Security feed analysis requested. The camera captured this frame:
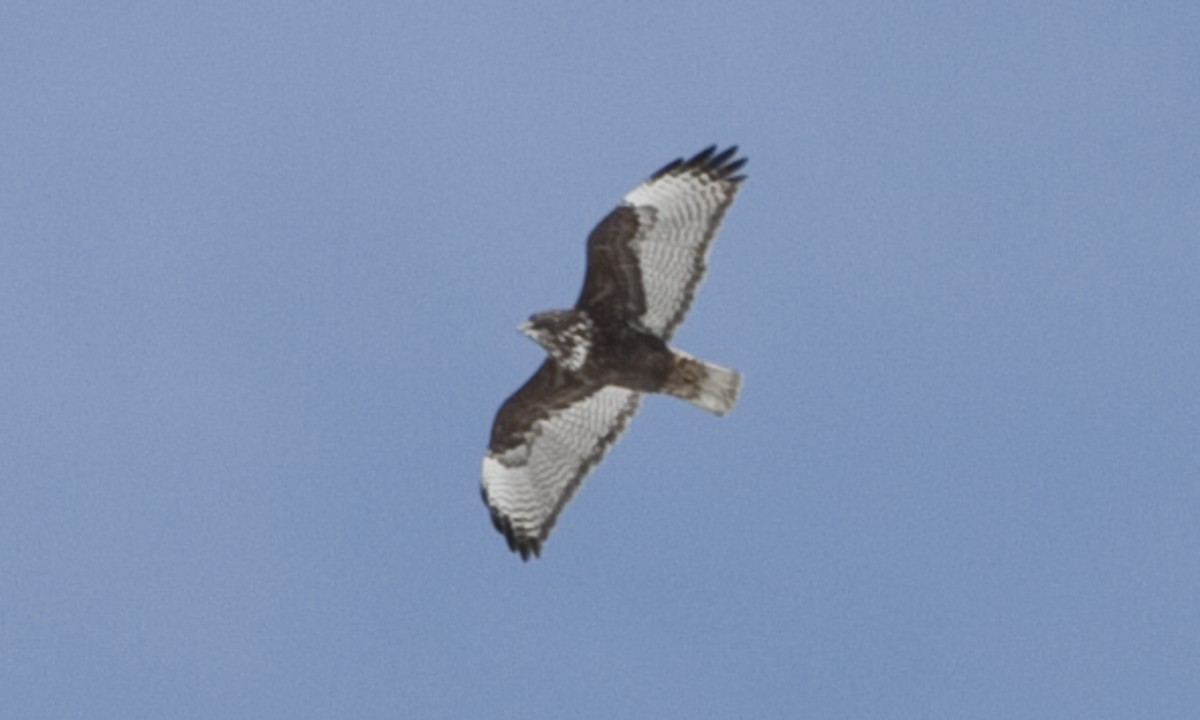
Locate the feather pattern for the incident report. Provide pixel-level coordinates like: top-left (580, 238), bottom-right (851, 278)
top-left (482, 146), bottom-right (746, 559)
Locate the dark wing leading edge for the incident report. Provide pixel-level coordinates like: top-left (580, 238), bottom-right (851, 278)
top-left (482, 361), bottom-right (642, 560)
top-left (576, 145), bottom-right (747, 339)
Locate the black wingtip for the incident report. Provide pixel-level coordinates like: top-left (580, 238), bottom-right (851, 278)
top-left (651, 144), bottom-right (748, 182)
top-left (650, 157), bottom-right (683, 179)
top-left (710, 145), bottom-right (737, 167)
top-left (498, 514), bottom-right (543, 561)
top-left (482, 485), bottom-right (543, 561)
top-left (516, 538), bottom-right (542, 562)
top-left (686, 145), bottom-right (718, 167)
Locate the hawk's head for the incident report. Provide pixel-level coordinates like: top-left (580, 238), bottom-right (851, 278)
top-left (519, 310), bottom-right (594, 372)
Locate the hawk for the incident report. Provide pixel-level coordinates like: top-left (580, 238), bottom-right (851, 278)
top-left (482, 145), bottom-right (747, 560)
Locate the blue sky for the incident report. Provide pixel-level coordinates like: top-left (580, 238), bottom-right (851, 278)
top-left (2, 2), bottom-right (1198, 717)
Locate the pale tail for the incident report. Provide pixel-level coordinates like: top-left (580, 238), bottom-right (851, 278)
top-left (665, 350), bottom-right (742, 416)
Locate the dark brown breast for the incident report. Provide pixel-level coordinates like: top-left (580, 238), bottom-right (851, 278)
top-left (584, 320), bottom-right (672, 392)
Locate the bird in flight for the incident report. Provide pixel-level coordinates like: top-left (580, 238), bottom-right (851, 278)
top-left (482, 146), bottom-right (747, 560)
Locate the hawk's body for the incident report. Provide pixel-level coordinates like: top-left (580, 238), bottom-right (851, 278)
top-left (482, 146), bottom-right (747, 559)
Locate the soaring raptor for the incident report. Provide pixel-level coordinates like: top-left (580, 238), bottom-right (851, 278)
top-left (482, 146), bottom-right (747, 560)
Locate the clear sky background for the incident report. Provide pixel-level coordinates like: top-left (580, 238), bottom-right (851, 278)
top-left (2, 2), bottom-right (1198, 718)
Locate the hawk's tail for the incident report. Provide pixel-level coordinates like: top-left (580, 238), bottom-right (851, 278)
top-left (665, 350), bottom-right (742, 416)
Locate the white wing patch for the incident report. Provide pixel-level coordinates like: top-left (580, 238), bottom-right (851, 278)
top-left (621, 164), bottom-right (741, 338)
top-left (482, 386), bottom-right (642, 559)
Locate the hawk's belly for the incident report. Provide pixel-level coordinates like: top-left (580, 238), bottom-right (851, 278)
top-left (585, 326), bottom-right (672, 392)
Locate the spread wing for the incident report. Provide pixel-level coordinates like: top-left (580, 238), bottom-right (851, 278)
top-left (577, 145), bottom-right (747, 339)
top-left (482, 361), bottom-right (642, 560)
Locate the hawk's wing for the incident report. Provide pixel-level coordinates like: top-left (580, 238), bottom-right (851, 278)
top-left (482, 361), bottom-right (642, 560)
top-left (577, 146), bottom-right (746, 339)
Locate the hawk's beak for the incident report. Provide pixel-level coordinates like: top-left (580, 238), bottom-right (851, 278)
top-left (517, 320), bottom-right (533, 335)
